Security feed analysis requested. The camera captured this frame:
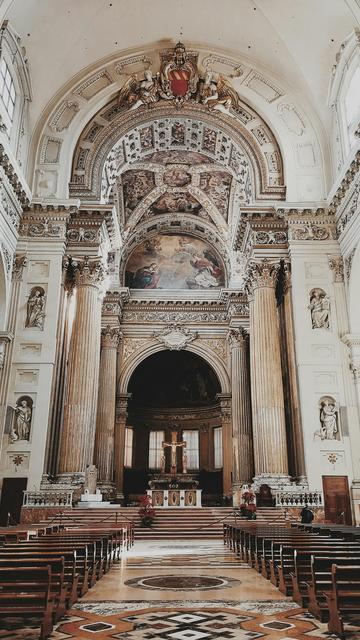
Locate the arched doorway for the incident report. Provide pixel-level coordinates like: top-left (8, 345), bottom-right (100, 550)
top-left (123, 350), bottom-right (226, 505)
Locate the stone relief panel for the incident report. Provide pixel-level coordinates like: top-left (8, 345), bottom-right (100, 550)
top-left (314, 396), bottom-right (340, 442)
top-left (309, 288), bottom-right (330, 330)
top-left (124, 234), bottom-right (225, 290)
top-left (25, 286), bottom-right (46, 330)
top-left (6, 452), bottom-right (30, 472)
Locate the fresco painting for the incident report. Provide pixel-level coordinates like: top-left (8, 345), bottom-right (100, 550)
top-left (125, 234), bottom-right (225, 290)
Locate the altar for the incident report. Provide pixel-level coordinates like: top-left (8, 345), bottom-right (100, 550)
top-left (147, 430), bottom-right (202, 507)
top-left (147, 474), bottom-right (202, 508)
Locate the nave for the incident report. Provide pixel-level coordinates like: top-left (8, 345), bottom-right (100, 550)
top-left (1, 524), bottom-right (360, 640)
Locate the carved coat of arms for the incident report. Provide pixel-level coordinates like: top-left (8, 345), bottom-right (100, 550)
top-left (118, 42), bottom-right (240, 114)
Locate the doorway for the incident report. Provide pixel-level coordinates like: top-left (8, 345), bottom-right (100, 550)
top-left (0, 477), bottom-right (28, 525)
top-left (322, 475), bottom-right (352, 525)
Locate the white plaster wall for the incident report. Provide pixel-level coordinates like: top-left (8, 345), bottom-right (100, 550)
top-left (290, 239), bottom-right (358, 494)
top-left (0, 244), bottom-right (64, 488)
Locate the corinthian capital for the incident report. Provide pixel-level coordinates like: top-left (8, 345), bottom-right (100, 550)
top-left (328, 256), bottom-right (344, 283)
top-left (12, 254), bottom-right (27, 281)
top-left (246, 258), bottom-right (280, 290)
top-left (73, 256), bottom-right (106, 287)
top-left (101, 325), bottom-right (122, 349)
top-left (227, 327), bottom-right (248, 348)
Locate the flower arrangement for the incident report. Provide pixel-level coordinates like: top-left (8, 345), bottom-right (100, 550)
top-left (240, 490), bottom-right (257, 519)
top-left (138, 494), bottom-right (156, 527)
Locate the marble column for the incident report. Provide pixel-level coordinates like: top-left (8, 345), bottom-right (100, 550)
top-left (282, 263), bottom-right (306, 481)
top-left (114, 392), bottom-right (131, 503)
top-left (0, 255), bottom-right (27, 441)
top-left (58, 257), bottom-right (105, 479)
top-left (217, 393), bottom-right (232, 498)
top-left (247, 258), bottom-right (289, 486)
top-left (227, 328), bottom-right (254, 504)
top-left (94, 326), bottom-right (122, 495)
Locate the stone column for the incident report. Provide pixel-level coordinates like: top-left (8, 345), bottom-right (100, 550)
top-left (94, 326), bottom-right (122, 496)
top-left (114, 392), bottom-right (131, 503)
top-left (58, 257), bottom-right (105, 479)
top-left (217, 393), bottom-right (232, 498)
top-left (247, 259), bottom-right (289, 487)
top-left (227, 328), bottom-right (254, 505)
top-left (282, 262), bottom-right (306, 481)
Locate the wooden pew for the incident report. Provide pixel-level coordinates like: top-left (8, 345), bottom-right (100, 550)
top-left (325, 564), bottom-right (360, 634)
top-left (0, 565), bottom-right (54, 639)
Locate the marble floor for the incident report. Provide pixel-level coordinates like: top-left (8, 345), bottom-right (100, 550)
top-left (1, 540), bottom-right (359, 639)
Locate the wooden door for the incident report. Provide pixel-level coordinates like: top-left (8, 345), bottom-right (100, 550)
top-left (322, 475), bottom-right (352, 525)
top-left (0, 477), bottom-right (27, 526)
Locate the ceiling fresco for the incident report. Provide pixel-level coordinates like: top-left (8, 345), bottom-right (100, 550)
top-left (121, 170), bottom-right (155, 221)
top-left (124, 233), bottom-right (225, 290)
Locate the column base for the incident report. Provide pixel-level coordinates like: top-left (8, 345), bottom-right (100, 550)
top-left (41, 472), bottom-right (86, 503)
top-left (251, 473), bottom-right (292, 493)
top-left (97, 482), bottom-right (115, 502)
top-left (114, 491), bottom-right (124, 505)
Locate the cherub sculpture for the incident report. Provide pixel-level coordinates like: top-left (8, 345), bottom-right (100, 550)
top-left (199, 71), bottom-right (239, 113)
top-left (117, 70), bottom-right (160, 110)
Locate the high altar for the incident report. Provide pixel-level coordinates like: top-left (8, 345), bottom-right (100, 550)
top-left (146, 431), bottom-right (202, 508)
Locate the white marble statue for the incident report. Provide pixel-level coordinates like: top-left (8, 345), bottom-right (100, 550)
top-left (25, 287), bottom-right (46, 330)
top-left (309, 289), bottom-right (330, 329)
top-left (320, 400), bottom-right (338, 440)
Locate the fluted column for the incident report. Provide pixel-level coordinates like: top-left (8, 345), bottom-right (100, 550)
top-left (0, 255), bottom-right (27, 444)
top-left (114, 392), bottom-right (131, 503)
top-left (282, 263), bottom-right (306, 480)
top-left (216, 393), bottom-right (232, 498)
top-left (94, 326), bottom-right (122, 493)
top-left (227, 328), bottom-right (254, 504)
top-left (247, 259), bottom-right (289, 485)
top-left (58, 257), bottom-right (105, 477)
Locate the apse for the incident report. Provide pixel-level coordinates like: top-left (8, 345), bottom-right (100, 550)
top-left (128, 350), bottom-right (221, 408)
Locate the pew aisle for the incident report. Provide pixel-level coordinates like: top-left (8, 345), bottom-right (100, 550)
top-left (0, 526), bottom-right (359, 639)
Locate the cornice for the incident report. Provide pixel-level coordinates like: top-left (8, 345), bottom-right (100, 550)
top-left (0, 143), bottom-right (31, 206)
top-left (329, 150), bottom-right (360, 213)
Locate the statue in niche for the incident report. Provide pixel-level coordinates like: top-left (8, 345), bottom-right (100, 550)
top-left (9, 396), bottom-right (33, 442)
top-left (84, 464), bottom-right (98, 494)
top-left (25, 286), bottom-right (46, 330)
top-left (314, 397), bottom-right (340, 441)
top-left (309, 288), bottom-right (330, 329)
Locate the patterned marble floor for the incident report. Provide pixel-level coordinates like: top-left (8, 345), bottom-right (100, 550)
top-left (1, 540), bottom-right (359, 639)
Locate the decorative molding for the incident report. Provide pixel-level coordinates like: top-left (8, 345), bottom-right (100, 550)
top-left (50, 100), bottom-right (80, 132)
top-left (345, 247), bottom-right (356, 281)
top-left (153, 323), bottom-right (198, 351)
top-left (197, 337), bottom-right (227, 360)
top-left (0, 331), bottom-right (13, 369)
top-left (0, 144), bottom-right (30, 206)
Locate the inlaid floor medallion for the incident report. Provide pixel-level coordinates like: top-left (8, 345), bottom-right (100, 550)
top-left (124, 575), bottom-right (231, 590)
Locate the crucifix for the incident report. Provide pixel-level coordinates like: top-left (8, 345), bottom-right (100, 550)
top-left (162, 430), bottom-right (187, 475)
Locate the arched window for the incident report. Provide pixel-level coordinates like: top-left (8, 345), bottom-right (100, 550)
top-left (0, 58), bottom-right (16, 123)
top-left (345, 66), bottom-right (360, 148)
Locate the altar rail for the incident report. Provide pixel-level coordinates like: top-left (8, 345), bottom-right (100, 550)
top-left (23, 490), bottom-right (73, 507)
top-left (275, 490), bottom-right (323, 508)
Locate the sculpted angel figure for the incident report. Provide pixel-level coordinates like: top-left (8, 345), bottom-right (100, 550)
top-left (117, 70), bottom-right (160, 110)
top-left (199, 71), bottom-right (239, 113)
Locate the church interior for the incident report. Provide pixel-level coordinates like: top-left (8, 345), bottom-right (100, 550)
top-left (0, 0), bottom-right (360, 637)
